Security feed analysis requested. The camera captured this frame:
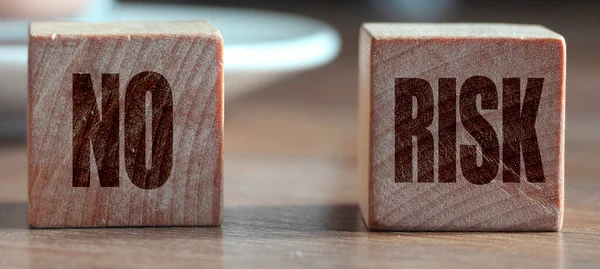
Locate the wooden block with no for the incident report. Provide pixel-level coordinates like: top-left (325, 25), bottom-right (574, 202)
top-left (28, 21), bottom-right (223, 228)
top-left (358, 23), bottom-right (565, 231)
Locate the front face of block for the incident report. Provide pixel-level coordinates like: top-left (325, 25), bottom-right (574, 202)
top-left (359, 24), bottom-right (565, 231)
top-left (28, 22), bottom-right (223, 227)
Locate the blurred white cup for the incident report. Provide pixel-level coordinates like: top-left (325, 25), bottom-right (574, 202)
top-left (0, 0), bottom-right (115, 19)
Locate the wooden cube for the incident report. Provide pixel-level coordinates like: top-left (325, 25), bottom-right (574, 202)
top-left (28, 22), bottom-right (223, 227)
top-left (358, 23), bottom-right (565, 231)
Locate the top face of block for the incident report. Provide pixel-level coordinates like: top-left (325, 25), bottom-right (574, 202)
top-left (362, 23), bottom-right (564, 40)
top-left (30, 21), bottom-right (221, 38)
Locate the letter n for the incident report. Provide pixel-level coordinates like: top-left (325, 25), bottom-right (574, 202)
top-left (72, 74), bottom-right (120, 187)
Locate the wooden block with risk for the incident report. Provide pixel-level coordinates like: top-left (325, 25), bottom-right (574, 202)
top-left (358, 23), bottom-right (565, 231)
top-left (28, 22), bottom-right (223, 227)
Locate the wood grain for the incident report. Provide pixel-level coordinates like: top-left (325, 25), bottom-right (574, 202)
top-left (359, 23), bottom-right (565, 231)
top-left (28, 21), bottom-right (224, 227)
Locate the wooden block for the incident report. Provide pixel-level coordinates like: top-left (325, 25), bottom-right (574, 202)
top-left (358, 23), bottom-right (565, 231)
top-left (28, 22), bottom-right (223, 227)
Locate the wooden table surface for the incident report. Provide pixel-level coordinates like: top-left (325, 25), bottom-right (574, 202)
top-left (1, 2), bottom-right (600, 268)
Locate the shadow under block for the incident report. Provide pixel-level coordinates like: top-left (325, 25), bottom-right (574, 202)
top-left (358, 23), bottom-right (565, 231)
top-left (28, 22), bottom-right (223, 227)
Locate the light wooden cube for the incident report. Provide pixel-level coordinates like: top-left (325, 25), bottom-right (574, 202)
top-left (28, 22), bottom-right (223, 227)
top-left (358, 23), bottom-right (565, 231)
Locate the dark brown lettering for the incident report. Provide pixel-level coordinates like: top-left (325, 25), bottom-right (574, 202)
top-left (124, 71), bottom-right (173, 189)
top-left (395, 78), bottom-right (434, 183)
top-left (72, 74), bottom-right (120, 187)
top-left (438, 78), bottom-right (457, 183)
top-left (459, 76), bottom-right (500, 185)
top-left (502, 78), bottom-right (546, 183)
